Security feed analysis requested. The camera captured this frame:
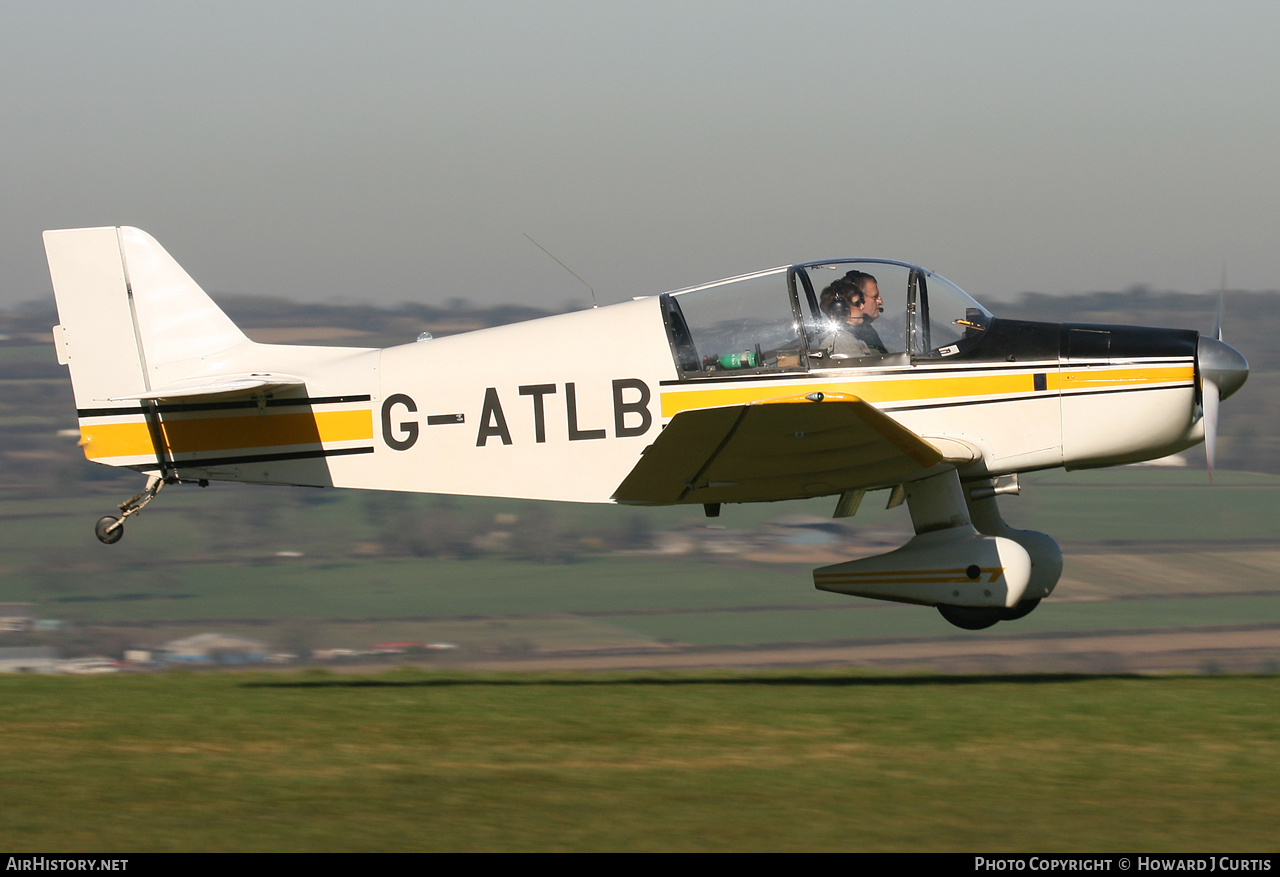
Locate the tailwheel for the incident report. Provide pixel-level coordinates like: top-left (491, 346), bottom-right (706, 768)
top-left (937, 604), bottom-right (1003, 630)
top-left (95, 515), bottom-right (124, 544)
top-left (94, 473), bottom-right (168, 545)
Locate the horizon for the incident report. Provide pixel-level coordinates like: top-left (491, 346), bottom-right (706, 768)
top-left (3, 2), bottom-right (1277, 313)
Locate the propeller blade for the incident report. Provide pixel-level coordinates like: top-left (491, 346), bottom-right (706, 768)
top-left (1202, 377), bottom-right (1220, 480)
top-left (1196, 335), bottom-right (1247, 483)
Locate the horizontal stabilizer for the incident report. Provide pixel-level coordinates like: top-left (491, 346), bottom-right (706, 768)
top-left (612, 393), bottom-right (946, 505)
top-left (108, 373), bottom-right (307, 402)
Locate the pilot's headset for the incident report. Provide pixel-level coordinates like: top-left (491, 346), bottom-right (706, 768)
top-left (828, 295), bottom-right (851, 321)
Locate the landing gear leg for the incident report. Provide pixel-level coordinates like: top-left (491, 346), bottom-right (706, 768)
top-left (904, 471), bottom-right (1030, 632)
top-left (963, 476), bottom-right (1063, 618)
top-left (94, 474), bottom-right (167, 544)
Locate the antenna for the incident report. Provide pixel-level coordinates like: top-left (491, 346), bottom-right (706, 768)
top-left (523, 233), bottom-right (598, 309)
top-left (1214, 259), bottom-right (1226, 341)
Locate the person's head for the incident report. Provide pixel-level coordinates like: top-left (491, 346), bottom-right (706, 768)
top-left (845, 271), bottom-right (882, 323)
top-left (820, 277), bottom-right (863, 324)
top-left (820, 271), bottom-right (880, 324)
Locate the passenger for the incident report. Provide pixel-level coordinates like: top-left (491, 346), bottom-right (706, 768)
top-left (817, 271), bottom-right (886, 359)
top-left (817, 279), bottom-right (869, 359)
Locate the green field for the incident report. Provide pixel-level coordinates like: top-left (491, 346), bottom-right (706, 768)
top-left (0, 670), bottom-right (1275, 852)
top-left (597, 594), bottom-right (1280, 647)
top-left (1, 469), bottom-right (1279, 662)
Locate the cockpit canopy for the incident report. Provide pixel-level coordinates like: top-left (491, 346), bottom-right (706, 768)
top-left (660, 259), bottom-right (993, 379)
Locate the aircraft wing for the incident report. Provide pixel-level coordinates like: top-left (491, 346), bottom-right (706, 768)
top-left (612, 392), bottom-right (948, 505)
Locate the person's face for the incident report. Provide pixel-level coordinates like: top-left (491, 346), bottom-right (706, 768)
top-left (838, 295), bottom-right (860, 325)
top-left (857, 280), bottom-right (883, 322)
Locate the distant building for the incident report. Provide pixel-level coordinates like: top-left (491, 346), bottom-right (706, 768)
top-left (652, 528), bottom-right (755, 555)
top-left (0, 603), bottom-right (35, 633)
top-left (0, 647), bottom-right (58, 674)
top-left (161, 633), bottom-right (269, 665)
top-left (765, 515), bottom-right (849, 546)
top-left (58, 657), bottom-right (120, 675)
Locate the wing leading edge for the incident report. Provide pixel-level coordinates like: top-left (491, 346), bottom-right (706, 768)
top-left (612, 393), bottom-right (947, 506)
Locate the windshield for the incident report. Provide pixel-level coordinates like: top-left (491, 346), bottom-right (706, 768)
top-left (915, 270), bottom-right (993, 356)
top-left (660, 259), bottom-right (993, 380)
top-left (794, 260), bottom-right (991, 365)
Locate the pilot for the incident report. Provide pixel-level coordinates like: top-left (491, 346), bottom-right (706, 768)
top-left (817, 271), bottom-right (887, 359)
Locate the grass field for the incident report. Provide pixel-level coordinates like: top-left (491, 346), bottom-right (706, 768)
top-left (0, 670), bottom-right (1276, 852)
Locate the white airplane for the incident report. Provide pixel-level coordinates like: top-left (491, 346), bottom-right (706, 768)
top-left (44, 226), bottom-right (1249, 629)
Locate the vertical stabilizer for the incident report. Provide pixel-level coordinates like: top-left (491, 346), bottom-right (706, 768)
top-left (45, 226), bottom-right (248, 408)
top-left (116, 226), bottom-right (247, 385)
top-left (45, 227), bottom-right (147, 409)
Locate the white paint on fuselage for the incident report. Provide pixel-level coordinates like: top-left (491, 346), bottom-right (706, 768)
top-left (126, 296), bottom-right (1198, 503)
top-left (335, 296), bottom-right (677, 501)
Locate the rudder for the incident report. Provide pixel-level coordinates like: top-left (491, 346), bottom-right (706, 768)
top-left (45, 226), bottom-right (248, 410)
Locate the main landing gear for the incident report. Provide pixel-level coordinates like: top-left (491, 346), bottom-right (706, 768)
top-left (936, 599), bottom-right (1042, 631)
top-left (814, 471), bottom-right (1062, 631)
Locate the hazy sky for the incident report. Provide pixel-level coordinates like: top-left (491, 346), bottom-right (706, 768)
top-left (3, 1), bottom-right (1278, 313)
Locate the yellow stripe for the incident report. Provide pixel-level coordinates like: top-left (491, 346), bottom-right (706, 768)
top-left (662, 374), bottom-right (1029, 418)
top-left (80, 410), bottom-right (373, 461)
top-left (1060, 365), bottom-right (1192, 388)
top-left (749, 391), bottom-right (859, 406)
top-left (80, 422), bottom-right (150, 459)
top-left (661, 365), bottom-right (1192, 418)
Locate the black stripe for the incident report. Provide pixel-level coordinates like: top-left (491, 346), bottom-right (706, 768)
top-left (164, 446), bottom-right (375, 469)
top-left (77, 394), bottom-right (371, 418)
top-left (1055, 384), bottom-right (1194, 401)
top-left (426, 414), bottom-right (465, 425)
top-left (76, 405), bottom-right (150, 418)
top-left (882, 382), bottom-right (1192, 414)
